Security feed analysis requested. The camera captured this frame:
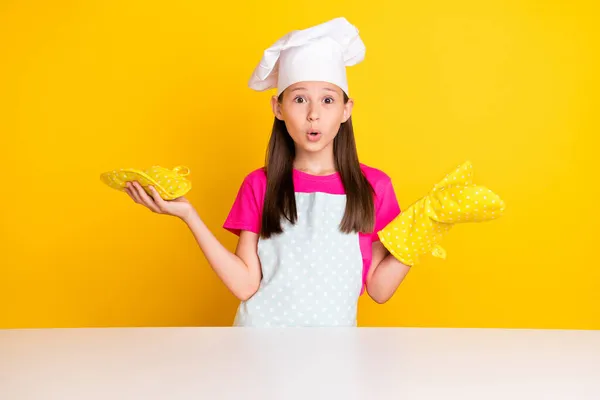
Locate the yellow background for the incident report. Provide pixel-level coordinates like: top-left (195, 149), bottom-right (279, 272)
top-left (1, 1), bottom-right (598, 329)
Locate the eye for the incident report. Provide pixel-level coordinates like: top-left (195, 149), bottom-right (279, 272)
top-left (323, 97), bottom-right (334, 104)
top-left (293, 96), bottom-right (306, 104)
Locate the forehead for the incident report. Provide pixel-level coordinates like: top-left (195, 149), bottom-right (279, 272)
top-left (286, 81), bottom-right (342, 94)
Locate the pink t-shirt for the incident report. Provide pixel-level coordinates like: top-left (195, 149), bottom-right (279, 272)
top-left (223, 164), bottom-right (401, 294)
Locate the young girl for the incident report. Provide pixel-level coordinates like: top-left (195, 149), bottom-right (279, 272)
top-left (123, 17), bottom-right (412, 327)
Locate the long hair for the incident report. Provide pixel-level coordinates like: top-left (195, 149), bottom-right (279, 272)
top-left (260, 92), bottom-right (375, 239)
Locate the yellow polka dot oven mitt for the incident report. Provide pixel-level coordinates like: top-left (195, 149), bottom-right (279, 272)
top-left (100, 165), bottom-right (192, 200)
top-left (378, 161), bottom-right (506, 266)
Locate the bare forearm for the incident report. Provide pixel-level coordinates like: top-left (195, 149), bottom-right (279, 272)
top-left (182, 211), bottom-right (259, 300)
top-left (367, 254), bottom-right (411, 304)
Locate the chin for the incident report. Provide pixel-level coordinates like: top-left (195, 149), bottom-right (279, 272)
top-left (298, 141), bottom-right (332, 153)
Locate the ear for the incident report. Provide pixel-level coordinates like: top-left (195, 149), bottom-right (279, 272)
top-left (342, 98), bottom-right (354, 123)
top-left (271, 95), bottom-right (284, 121)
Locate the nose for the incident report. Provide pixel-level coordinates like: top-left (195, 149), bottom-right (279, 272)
top-left (307, 103), bottom-right (320, 121)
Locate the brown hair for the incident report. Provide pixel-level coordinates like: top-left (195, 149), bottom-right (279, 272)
top-left (260, 92), bottom-right (375, 239)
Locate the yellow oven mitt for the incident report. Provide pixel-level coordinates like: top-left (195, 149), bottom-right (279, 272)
top-left (100, 165), bottom-right (192, 200)
top-left (378, 161), bottom-right (505, 266)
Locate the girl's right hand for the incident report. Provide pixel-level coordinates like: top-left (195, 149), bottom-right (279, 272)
top-left (124, 181), bottom-right (196, 221)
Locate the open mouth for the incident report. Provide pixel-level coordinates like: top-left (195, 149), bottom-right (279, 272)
top-left (307, 130), bottom-right (322, 142)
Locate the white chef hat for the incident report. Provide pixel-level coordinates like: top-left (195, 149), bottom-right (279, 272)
top-left (248, 17), bottom-right (366, 96)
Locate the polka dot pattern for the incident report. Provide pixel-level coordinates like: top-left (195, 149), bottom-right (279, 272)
top-left (378, 161), bottom-right (506, 266)
top-left (100, 165), bottom-right (192, 200)
top-left (234, 192), bottom-right (364, 327)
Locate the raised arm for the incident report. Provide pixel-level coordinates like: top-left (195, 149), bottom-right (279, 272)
top-left (365, 241), bottom-right (411, 304)
top-left (125, 181), bottom-right (262, 301)
top-left (183, 211), bottom-right (262, 301)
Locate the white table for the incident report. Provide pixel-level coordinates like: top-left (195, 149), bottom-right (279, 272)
top-left (1, 327), bottom-right (599, 399)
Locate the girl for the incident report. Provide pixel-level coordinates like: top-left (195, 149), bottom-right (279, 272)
top-left (123, 17), bottom-right (412, 327)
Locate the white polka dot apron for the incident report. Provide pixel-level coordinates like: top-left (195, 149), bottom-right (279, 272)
top-left (233, 192), bottom-right (364, 327)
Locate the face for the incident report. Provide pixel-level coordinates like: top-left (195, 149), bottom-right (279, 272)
top-left (271, 81), bottom-right (353, 154)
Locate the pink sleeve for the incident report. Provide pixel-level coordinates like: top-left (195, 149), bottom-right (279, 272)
top-left (223, 174), bottom-right (264, 236)
top-left (372, 178), bottom-right (401, 241)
